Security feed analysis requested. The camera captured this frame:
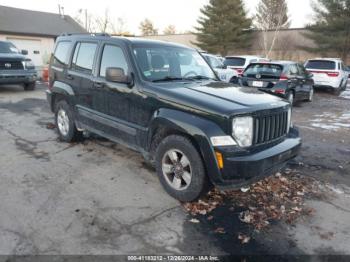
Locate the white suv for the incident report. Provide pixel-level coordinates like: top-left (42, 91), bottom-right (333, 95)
top-left (202, 53), bottom-right (238, 83)
top-left (304, 58), bottom-right (348, 94)
top-left (224, 55), bottom-right (268, 76)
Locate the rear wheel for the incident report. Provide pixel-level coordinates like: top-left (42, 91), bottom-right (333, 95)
top-left (55, 100), bottom-right (83, 142)
top-left (155, 135), bottom-right (210, 202)
top-left (306, 86), bottom-right (314, 102)
top-left (24, 82), bottom-right (36, 91)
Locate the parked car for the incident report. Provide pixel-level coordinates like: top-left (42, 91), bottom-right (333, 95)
top-left (201, 53), bottom-right (239, 83)
top-left (304, 58), bottom-right (348, 94)
top-left (0, 41), bottom-right (37, 90)
top-left (240, 61), bottom-right (314, 105)
top-left (47, 34), bottom-right (301, 202)
top-left (224, 55), bottom-right (268, 76)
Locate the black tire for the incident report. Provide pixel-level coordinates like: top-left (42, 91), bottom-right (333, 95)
top-left (54, 100), bottom-right (83, 142)
top-left (24, 82), bottom-right (36, 91)
top-left (155, 135), bottom-right (210, 202)
top-left (230, 76), bottom-right (238, 84)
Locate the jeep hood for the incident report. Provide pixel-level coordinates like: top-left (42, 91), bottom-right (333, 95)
top-left (148, 81), bottom-right (289, 116)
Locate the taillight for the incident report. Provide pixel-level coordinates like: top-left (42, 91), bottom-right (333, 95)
top-left (326, 72), bottom-right (339, 77)
top-left (274, 89), bottom-right (285, 94)
top-left (307, 70), bottom-right (339, 77)
top-left (235, 68), bottom-right (244, 75)
top-left (280, 74), bottom-right (288, 81)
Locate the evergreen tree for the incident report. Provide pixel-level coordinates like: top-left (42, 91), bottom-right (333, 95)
top-left (255, 0), bottom-right (290, 30)
top-left (194, 0), bottom-right (252, 56)
top-left (303, 0), bottom-right (350, 61)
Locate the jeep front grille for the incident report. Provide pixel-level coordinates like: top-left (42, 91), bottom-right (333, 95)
top-left (253, 110), bottom-right (289, 145)
top-left (0, 61), bottom-right (24, 70)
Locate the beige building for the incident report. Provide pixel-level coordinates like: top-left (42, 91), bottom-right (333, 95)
top-left (143, 29), bottom-right (343, 63)
top-left (0, 5), bottom-right (86, 69)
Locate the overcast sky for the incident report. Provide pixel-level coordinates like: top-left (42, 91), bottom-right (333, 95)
top-left (0, 0), bottom-right (314, 34)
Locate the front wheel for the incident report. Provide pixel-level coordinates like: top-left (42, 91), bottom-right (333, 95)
top-left (55, 100), bottom-right (83, 142)
top-left (155, 135), bottom-right (210, 202)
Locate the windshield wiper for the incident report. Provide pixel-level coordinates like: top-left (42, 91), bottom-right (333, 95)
top-left (184, 75), bottom-right (217, 81)
top-left (152, 76), bottom-right (187, 82)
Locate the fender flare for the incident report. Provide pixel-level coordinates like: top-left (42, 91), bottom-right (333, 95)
top-left (49, 81), bottom-right (75, 111)
top-left (147, 108), bottom-right (227, 184)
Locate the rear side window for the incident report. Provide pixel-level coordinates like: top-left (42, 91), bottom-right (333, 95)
top-left (305, 60), bottom-right (336, 70)
top-left (243, 64), bottom-right (283, 79)
top-left (99, 45), bottom-right (129, 77)
top-left (53, 41), bottom-right (71, 66)
top-left (71, 42), bottom-right (97, 73)
top-left (224, 57), bottom-right (246, 67)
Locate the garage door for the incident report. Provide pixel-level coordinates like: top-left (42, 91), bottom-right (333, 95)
top-left (7, 38), bottom-right (43, 67)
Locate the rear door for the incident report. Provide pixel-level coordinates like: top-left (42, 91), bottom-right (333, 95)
top-left (67, 41), bottom-right (99, 123)
top-left (297, 64), bottom-right (313, 99)
top-left (288, 64), bottom-right (303, 100)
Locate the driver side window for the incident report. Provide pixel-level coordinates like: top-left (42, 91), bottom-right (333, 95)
top-left (100, 44), bottom-right (128, 78)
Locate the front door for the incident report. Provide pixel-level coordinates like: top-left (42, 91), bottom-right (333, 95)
top-left (93, 43), bottom-right (137, 145)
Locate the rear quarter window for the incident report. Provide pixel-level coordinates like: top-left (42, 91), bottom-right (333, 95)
top-left (224, 57), bottom-right (246, 67)
top-left (53, 41), bottom-right (71, 66)
top-left (305, 60), bottom-right (336, 70)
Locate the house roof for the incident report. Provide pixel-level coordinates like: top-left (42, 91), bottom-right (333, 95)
top-left (0, 5), bottom-right (86, 38)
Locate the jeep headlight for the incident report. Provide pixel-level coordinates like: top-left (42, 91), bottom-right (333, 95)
top-left (232, 116), bottom-right (253, 147)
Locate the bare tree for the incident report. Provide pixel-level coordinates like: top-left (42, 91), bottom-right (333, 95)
top-left (255, 0), bottom-right (290, 58)
top-left (95, 9), bottom-right (112, 33)
top-left (75, 9), bottom-right (95, 32)
top-left (163, 25), bottom-right (176, 35)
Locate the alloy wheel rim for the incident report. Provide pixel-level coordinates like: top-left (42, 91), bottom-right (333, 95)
top-left (57, 109), bottom-right (70, 136)
top-left (161, 149), bottom-right (192, 191)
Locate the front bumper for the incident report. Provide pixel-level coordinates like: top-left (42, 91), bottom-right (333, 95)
top-left (0, 69), bottom-right (37, 84)
top-left (211, 128), bottom-right (301, 190)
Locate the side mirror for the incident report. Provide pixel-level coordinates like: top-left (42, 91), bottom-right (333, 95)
top-left (308, 73), bottom-right (314, 78)
top-left (21, 50), bottom-right (28, 55)
top-left (106, 67), bottom-right (132, 86)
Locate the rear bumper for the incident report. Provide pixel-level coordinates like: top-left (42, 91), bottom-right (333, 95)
top-left (313, 80), bottom-right (341, 89)
top-left (0, 70), bottom-right (37, 84)
top-left (211, 128), bottom-right (301, 190)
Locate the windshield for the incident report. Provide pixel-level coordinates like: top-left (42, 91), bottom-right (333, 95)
top-left (0, 42), bottom-right (20, 54)
top-left (133, 46), bottom-right (217, 82)
top-left (243, 64), bottom-right (283, 79)
top-left (305, 60), bottom-right (336, 70)
top-left (224, 57), bottom-right (246, 67)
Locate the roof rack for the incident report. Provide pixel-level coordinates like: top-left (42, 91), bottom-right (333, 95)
top-left (59, 33), bottom-right (111, 37)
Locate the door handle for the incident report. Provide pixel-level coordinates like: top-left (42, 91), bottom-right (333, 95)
top-left (94, 82), bottom-right (104, 88)
top-left (66, 74), bottom-right (74, 80)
